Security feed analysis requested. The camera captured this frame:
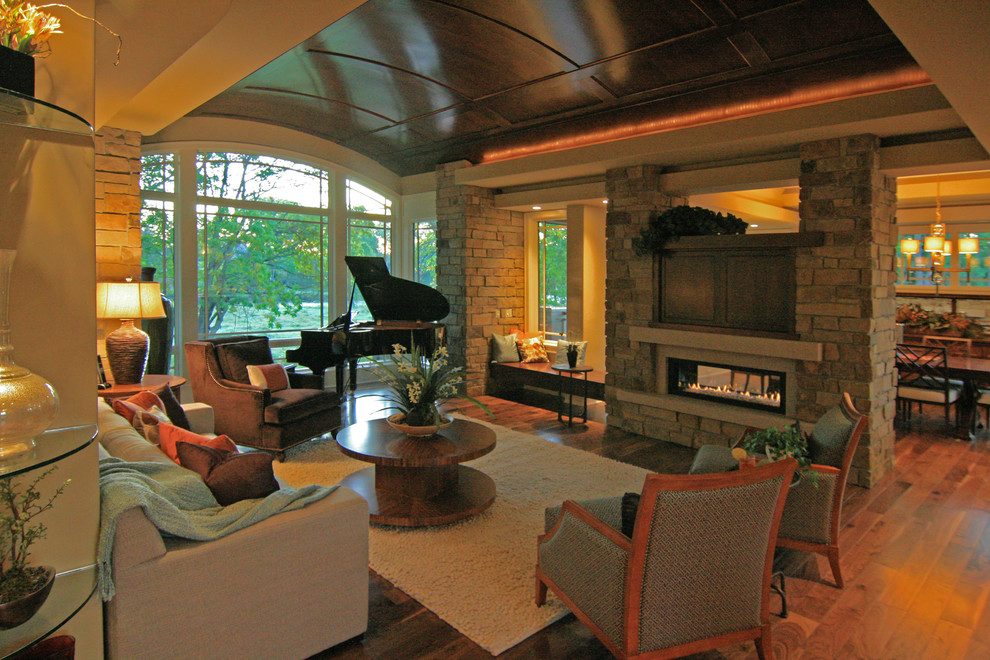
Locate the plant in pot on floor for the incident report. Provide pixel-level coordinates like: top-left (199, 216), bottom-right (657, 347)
top-left (0, 466), bottom-right (68, 629)
top-left (736, 425), bottom-right (817, 485)
top-left (369, 344), bottom-right (493, 437)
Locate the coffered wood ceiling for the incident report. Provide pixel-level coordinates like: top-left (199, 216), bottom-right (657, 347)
top-left (186, 0), bottom-right (923, 177)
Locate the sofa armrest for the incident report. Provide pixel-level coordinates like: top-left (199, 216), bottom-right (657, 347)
top-left (180, 402), bottom-right (214, 435)
top-left (111, 506), bottom-right (167, 570)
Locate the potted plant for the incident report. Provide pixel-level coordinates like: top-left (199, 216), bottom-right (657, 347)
top-left (0, 466), bottom-right (68, 629)
top-left (633, 204), bottom-right (748, 255)
top-left (369, 344), bottom-right (493, 437)
top-left (1, 1), bottom-right (120, 96)
top-left (565, 343), bottom-right (579, 368)
top-left (736, 425), bottom-right (817, 484)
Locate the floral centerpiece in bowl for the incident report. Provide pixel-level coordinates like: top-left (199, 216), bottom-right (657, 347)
top-left (369, 344), bottom-right (493, 437)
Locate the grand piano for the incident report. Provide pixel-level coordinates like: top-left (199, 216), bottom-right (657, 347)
top-left (286, 256), bottom-right (449, 395)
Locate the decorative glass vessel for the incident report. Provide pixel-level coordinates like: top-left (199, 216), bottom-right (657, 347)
top-left (0, 250), bottom-right (58, 459)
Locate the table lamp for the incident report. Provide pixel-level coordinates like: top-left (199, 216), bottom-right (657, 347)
top-left (96, 279), bottom-right (166, 385)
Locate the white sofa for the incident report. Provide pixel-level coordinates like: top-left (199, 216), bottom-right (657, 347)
top-left (97, 399), bottom-right (369, 660)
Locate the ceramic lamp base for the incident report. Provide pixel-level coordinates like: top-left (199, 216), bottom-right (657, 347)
top-left (106, 319), bottom-right (149, 385)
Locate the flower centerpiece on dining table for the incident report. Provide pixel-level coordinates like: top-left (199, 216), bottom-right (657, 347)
top-left (370, 344), bottom-right (493, 436)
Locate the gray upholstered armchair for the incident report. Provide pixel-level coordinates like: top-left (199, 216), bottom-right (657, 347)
top-left (185, 335), bottom-right (340, 460)
top-left (536, 459), bottom-right (797, 660)
top-left (689, 392), bottom-right (868, 588)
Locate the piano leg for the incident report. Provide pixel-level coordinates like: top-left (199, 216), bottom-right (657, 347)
top-left (350, 358), bottom-right (359, 391)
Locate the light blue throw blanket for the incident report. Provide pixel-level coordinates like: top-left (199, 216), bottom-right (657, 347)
top-left (98, 457), bottom-right (338, 600)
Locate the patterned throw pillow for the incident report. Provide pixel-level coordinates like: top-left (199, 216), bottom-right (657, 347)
top-left (111, 387), bottom-right (190, 431)
top-left (175, 442), bottom-right (279, 506)
top-left (131, 405), bottom-right (171, 445)
top-left (246, 363), bottom-right (291, 392)
top-left (157, 423), bottom-right (238, 463)
top-left (516, 336), bottom-right (549, 363)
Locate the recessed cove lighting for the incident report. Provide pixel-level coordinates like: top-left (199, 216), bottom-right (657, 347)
top-left (751, 224), bottom-right (759, 228)
top-left (532, 206), bottom-right (542, 210)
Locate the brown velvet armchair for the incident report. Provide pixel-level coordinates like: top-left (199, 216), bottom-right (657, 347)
top-left (185, 336), bottom-right (341, 460)
top-left (537, 459), bottom-right (797, 660)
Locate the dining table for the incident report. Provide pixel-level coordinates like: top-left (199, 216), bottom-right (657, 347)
top-left (945, 355), bottom-right (990, 438)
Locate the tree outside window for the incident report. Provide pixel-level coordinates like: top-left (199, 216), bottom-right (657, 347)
top-left (346, 179), bottom-right (392, 322)
top-left (538, 221), bottom-right (567, 338)
top-left (415, 220), bottom-right (437, 287)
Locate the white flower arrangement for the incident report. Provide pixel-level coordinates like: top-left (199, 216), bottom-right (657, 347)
top-left (368, 344), bottom-right (492, 426)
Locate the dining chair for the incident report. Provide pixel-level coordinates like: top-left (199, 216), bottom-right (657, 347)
top-left (895, 344), bottom-right (962, 426)
top-left (536, 459), bottom-right (797, 660)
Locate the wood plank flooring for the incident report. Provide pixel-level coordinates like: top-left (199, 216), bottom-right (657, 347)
top-left (309, 394), bottom-right (990, 659)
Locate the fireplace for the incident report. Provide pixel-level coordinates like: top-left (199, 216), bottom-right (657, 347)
top-left (667, 358), bottom-right (785, 413)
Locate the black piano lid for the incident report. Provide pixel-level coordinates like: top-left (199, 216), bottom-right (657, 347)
top-left (345, 256), bottom-right (450, 323)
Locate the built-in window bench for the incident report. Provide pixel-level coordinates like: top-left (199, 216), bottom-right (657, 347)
top-left (488, 361), bottom-right (606, 401)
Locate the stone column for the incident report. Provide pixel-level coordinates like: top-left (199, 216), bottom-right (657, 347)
top-left (95, 127), bottom-right (143, 282)
top-left (797, 134), bottom-right (897, 487)
top-left (436, 162), bottom-right (524, 397)
top-left (604, 165), bottom-right (684, 433)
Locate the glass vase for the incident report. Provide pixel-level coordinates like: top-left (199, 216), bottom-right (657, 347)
top-left (0, 249), bottom-right (58, 459)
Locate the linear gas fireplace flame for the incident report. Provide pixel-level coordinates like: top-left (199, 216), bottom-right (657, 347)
top-left (668, 358), bottom-right (785, 413)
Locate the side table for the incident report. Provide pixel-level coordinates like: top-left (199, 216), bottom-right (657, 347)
top-left (551, 364), bottom-right (593, 425)
top-left (98, 374), bottom-right (186, 402)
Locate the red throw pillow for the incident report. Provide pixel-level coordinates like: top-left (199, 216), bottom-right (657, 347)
top-left (157, 423), bottom-right (238, 463)
top-left (245, 363), bottom-right (290, 391)
top-left (517, 336), bottom-right (549, 363)
top-left (175, 442), bottom-right (279, 506)
top-left (112, 391), bottom-right (165, 424)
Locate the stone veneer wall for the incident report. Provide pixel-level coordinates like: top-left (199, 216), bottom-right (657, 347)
top-left (95, 127), bottom-right (143, 282)
top-left (603, 136), bottom-right (896, 488)
top-left (796, 134), bottom-right (897, 487)
top-left (94, 127), bottom-right (144, 374)
top-left (436, 162), bottom-right (525, 397)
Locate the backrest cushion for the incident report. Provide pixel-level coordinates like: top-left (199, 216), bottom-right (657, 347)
top-left (808, 405), bottom-right (855, 468)
top-left (215, 338), bottom-right (273, 383)
top-left (175, 442), bottom-right (279, 506)
top-left (246, 363), bottom-right (290, 392)
top-left (491, 332), bottom-right (519, 362)
top-left (157, 423), bottom-right (238, 463)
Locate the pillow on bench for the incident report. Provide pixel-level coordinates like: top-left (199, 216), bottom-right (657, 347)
top-left (491, 332), bottom-right (520, 362)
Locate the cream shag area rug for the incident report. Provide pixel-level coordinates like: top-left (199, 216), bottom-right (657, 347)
top-left (273, 416), bottom-right (649, 656)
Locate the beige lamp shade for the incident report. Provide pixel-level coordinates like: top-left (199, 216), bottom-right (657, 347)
top-left (923, 235), bottom-right (945, 253)
top-left (96, 280), bottom-right (166, 319)
top-left (899, 237), bottom-right (920, 255)
top-left (958, 236), bottom-right (980, 254)
top-left (941, 239), bottom-right (953, 256)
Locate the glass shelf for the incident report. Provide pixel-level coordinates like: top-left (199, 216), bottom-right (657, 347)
top-left (0, 88), bottom-right (91, 136)
top-left (0, 426), bottom-right (97, 478)
top-left (0, 566), bottom-right (97, 659)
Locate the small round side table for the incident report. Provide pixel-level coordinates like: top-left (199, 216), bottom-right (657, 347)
top-left (98, 374), bottom-right (186, 402)
top-left (551, 364), bottom-right (594, 426)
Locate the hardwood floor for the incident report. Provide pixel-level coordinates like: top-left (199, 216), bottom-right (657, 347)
top-left (311, 393), bottom-right (990, 659)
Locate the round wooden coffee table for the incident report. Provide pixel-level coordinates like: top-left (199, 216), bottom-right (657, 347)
top-left (335, 418), bottom-right (497, 527)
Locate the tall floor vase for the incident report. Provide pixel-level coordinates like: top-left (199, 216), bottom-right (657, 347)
top-left (0, 250), bottom-right (58, 460)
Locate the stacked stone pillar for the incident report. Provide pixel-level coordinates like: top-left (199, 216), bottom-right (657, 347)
top-left (797, 134), bottom-right (897, 487)
top-left (95, 127), bottom-right (143, 281)
top-left (436, 162), bottom-right (524, 397)
top-left (604, 165), bottom-right (684, 433)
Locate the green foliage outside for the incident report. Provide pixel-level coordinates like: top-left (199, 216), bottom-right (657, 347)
top-left (634, 205), bottom-right (748, 255)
